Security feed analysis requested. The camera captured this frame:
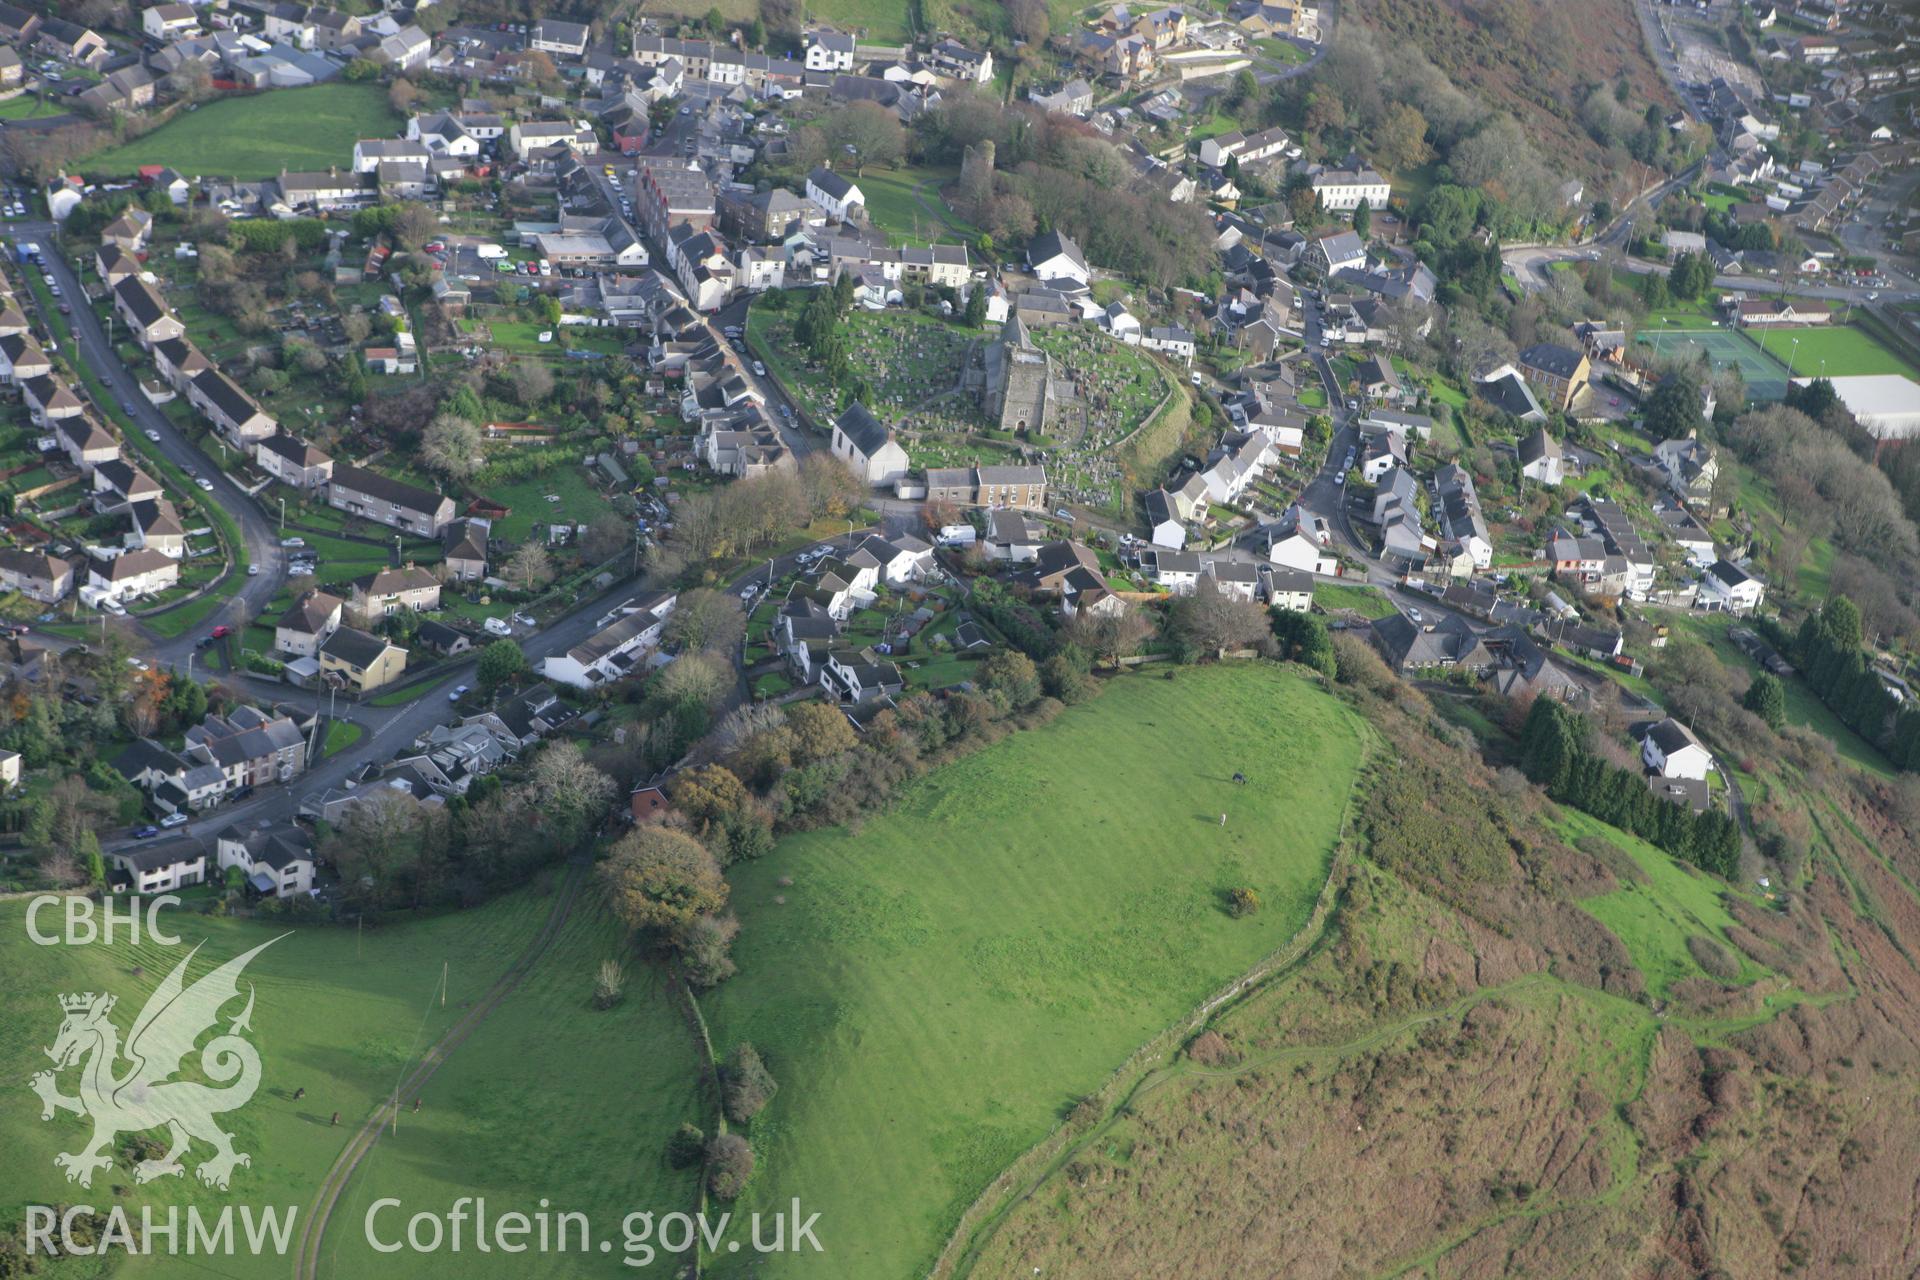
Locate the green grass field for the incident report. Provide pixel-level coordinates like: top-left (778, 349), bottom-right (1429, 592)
top-left (480, 320), bottom-right (632, 359)
top-left (84, 84), bottom-right (401, 179)
top-left (1314, 582), bottom-right (1395, 619)
top-left (700, 665), bottom-right (1366, 1278)
top-left (0, 891), bottom-right (560, 1278)
top-left (854, 167), bottom-right (977, 248)
top-left (322, 719), bottom-right (365, 757)
top-left (0, 93), bottom-right (61, 121)
top-left (1744, 324), bottom-right (1916, 379)
top-left (1565, 812), bottom-right (1760, 998)
top-left (140, 591), bottom-right (230, 640)
top-left (317, 902), bottom-right (706, 1279)
top-left (481, 466), bottom-right (610, 542)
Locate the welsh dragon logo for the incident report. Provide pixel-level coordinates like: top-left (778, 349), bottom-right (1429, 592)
top-left (31, 937), bottom-right (283, 1191)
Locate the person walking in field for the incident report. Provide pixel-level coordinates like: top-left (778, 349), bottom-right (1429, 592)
top-left (1219, 812), bottom-right (1227, 827)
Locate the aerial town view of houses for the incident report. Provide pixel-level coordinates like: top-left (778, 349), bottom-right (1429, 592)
top-left (1, 0), bottom-right (1919, 1272)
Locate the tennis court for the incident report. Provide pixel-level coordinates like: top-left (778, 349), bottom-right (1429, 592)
top-left (1633, 327), bottom-right (1791, 400)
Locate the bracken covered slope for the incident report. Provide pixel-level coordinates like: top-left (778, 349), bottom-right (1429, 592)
top-left (962, 678), bottom-right (1920, 1279)
top-left (1345, 0), bottom-right (1678, 188)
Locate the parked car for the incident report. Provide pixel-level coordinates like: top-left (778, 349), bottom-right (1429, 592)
top-left (160, 812), bottom-right (190, 828)
top-left (131, 825), bottom-right (159, 839)
top-left (280, 537), bottom-right (306, 548)
top-left (752, 360), bottom-right (765, 376)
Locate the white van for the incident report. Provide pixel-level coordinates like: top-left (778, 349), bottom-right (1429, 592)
top-left (484, 616), bottom-right (513, 636)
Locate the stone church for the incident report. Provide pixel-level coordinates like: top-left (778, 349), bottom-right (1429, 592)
top-left (968, 314), bottom-right (1058, 436)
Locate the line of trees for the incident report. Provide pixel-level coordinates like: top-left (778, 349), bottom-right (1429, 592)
top-left (1518, 698), bottom-right (1742, 879)
top-left (1789, 597), bottom-right (1920, 770)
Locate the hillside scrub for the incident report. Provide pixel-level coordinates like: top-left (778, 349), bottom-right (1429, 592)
top-left (911, 95), bottom-right (1220, 291)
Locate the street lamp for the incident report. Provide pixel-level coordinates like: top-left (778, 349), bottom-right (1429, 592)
top-left (278, 496), bottom-right (286, 533)
top-left (1786, 336), bottom-right (1799, 381)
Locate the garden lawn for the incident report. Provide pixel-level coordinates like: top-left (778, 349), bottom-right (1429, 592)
top-left (1743, 323), bottom-right (1917, 379)
top-left (482, 320), bottom-right (632, 358)
top-left (481, 465), bottom-right (609, 542)
top-left (1313, 582), bottom-right (1396, 619)
top-left (84, 84), bottom-right (402, 179)
top-left (319, 901), bottom-right (706, 1279)
top-left (0, 892), bottom-right (557, 1280)
top-left (701, 664), bottom-right (1366, 1278)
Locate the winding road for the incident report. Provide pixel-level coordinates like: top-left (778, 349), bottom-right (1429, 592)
top-left (18, 219), bottom-right (290, 664)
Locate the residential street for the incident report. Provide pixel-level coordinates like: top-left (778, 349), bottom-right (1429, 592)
top-left (18, 220), bottom-right (290, 666)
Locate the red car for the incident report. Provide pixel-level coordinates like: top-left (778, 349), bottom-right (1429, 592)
top-left (210, 625), bottom-right (232, 639)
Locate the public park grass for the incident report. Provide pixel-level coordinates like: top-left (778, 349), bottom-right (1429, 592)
top-left (316, 902), bottom-right (706, 1279)
top-left (855, 167), bottom-right (976, 248)
top-left (0, 891), bottom-right (558, 1279)
top-left (700, 664), bottom-right (1367, 1278)
top-left (84, 84), bottom-right (401, 179)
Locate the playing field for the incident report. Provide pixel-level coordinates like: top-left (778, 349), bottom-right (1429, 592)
top-left (315, 902), bottom-right (706, 1279)
top-left (84, 84), bottom-right (401, 180)
top-left (0, 890), bottom-right (559, 1278)
top-left (700, 664), bottom-right (1368, 1278)
top-left (1633, 327), bottom-right (1791, 400)
top-left (1743, 323), bottom-right (1916, 380)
